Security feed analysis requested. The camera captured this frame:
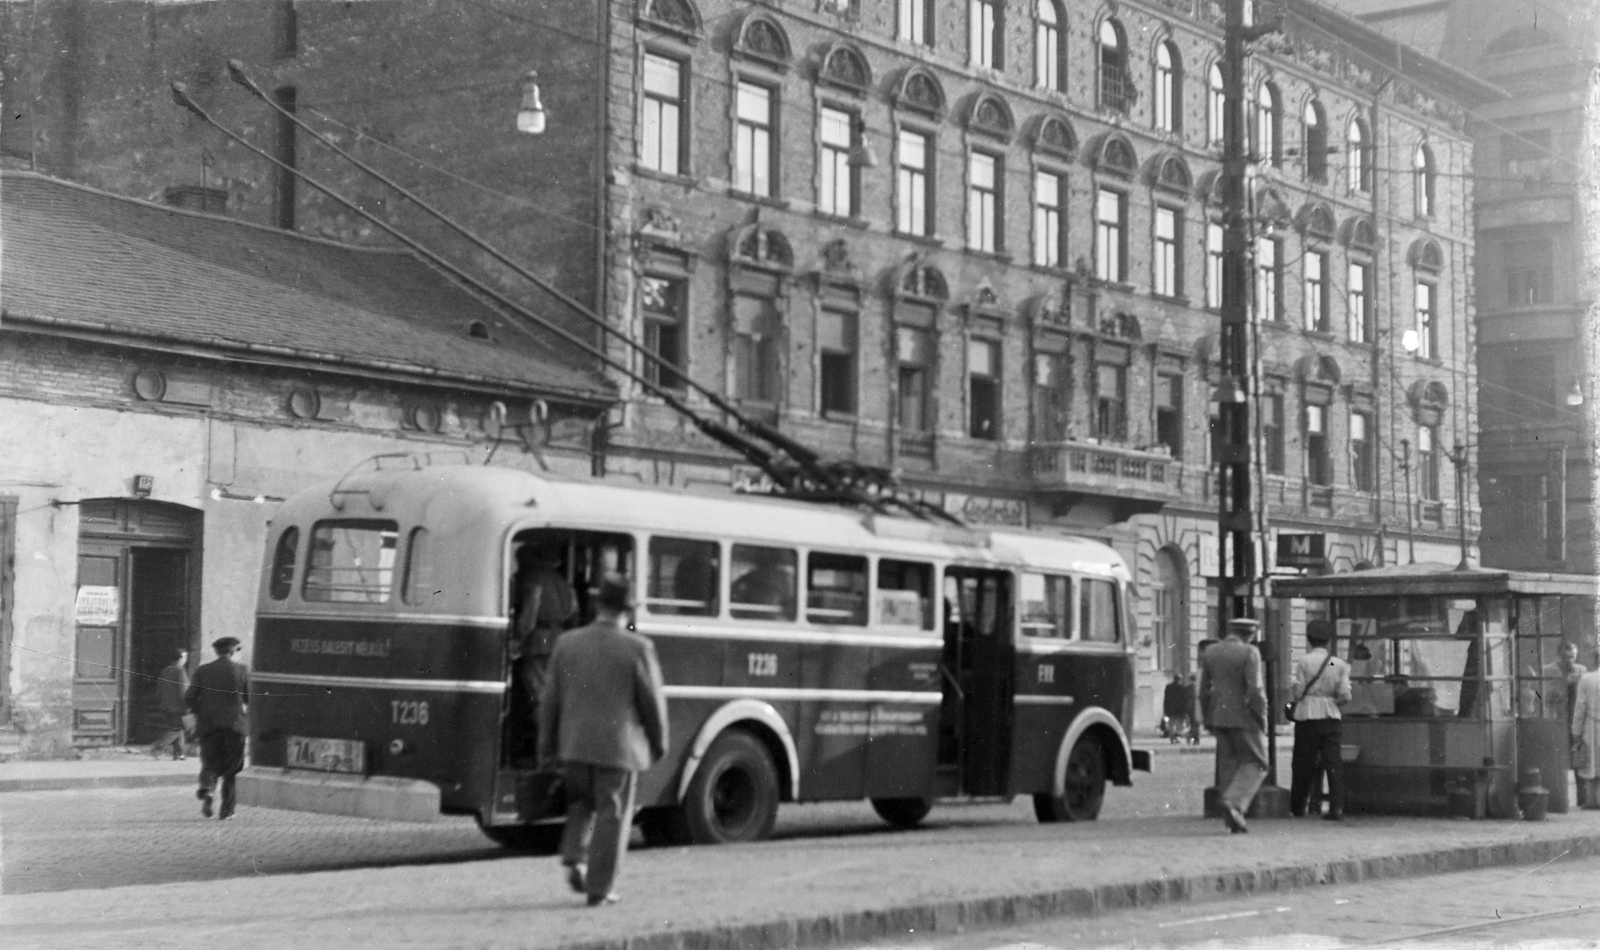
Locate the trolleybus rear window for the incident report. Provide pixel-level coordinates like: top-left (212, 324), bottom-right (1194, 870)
top-left (269, 527), bottom-right (299, 601)
top-left (646, 536), bottom-right (720, 616)
top-left (1080, 577), bottom-right (1121, 643)
top-left (730, 545), bottom-right (797, 621)
top-left (401, 527), bottom-right (432, 606)
top-left (303, 520), bottom-right (399, 604)
top-left (807, 553), bottom-right (868, 626)
top-left (1019, 572), bottom-right (1072, 639)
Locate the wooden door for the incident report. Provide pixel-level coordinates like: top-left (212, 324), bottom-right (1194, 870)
top-left (72, 544), bottom-right (126, 743)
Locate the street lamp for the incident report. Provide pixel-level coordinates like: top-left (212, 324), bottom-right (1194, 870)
top-left (1445, 442), bottom-right (1471, 571)
top-left (1401, 329), bottom-right (1420, 354)
top-left (517, 70), bottom-right (547, 135)
top-left (1566, 378), bottom-right (1585, 408)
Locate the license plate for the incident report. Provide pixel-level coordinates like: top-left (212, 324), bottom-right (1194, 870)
top-left (286, 735), bottom-right (366, 774)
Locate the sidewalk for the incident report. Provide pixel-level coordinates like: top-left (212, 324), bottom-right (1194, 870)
top-left (0, 746), bottom-right (196, 792)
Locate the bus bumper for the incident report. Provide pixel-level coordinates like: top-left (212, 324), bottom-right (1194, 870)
top-left (236, 766), bottom-right (441, 823)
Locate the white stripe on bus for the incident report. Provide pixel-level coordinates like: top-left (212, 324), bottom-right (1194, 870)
top-left (1013, 694), bottom-right (1076, 705)
top-left (638, 625), bottom-right (941, 650)
top-left (662, 685), bottom-right (941, 704)
top-left (258, 611), bottom-right (507, 628)
top-left (251, 672), bottom-right (506, 693)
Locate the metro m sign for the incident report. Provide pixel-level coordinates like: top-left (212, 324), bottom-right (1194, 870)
top-left (1276, 533), bottom-right (1326, 570)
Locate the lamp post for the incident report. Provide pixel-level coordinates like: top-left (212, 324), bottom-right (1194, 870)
top-left (1400, 438), bottom-right (1416, 564)
top-left (1445, 442), bottom-right (1471, 571)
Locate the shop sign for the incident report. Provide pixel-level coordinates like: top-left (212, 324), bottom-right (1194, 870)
top-left (1276, 533), bottom-right (1327, 569)
top-left (74, 586), bottom-right (120, 626)
top-left (943, 492), bottom-right (1027, 527)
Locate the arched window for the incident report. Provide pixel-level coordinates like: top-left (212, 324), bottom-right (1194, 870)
top-left (1413, 143), bottom-right (1436, 217)
top-left (1035, 0), bottom-right (1062, 91)
top-left (1347, 118), bottom-right (1371, 193)
top-left (1256, 82), bottom-right (1281, 166)
top-left (1207, 63), bottom-right (1225, 146)
top-left (1099, 20), bottom-right (1132, 114)
top-left (1155, 42), bottom-right (1181, 134)
top-left (1303, 100), bottom-right (1327, 181)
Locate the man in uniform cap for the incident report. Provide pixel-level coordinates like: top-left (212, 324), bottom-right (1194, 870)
top-left (185, 636), bottom-right (250, 820)
top-left (1199, 617), bottom-right (1269, 833)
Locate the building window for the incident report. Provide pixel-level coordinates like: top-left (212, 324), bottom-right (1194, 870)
top-left (1505, 238), bottom-right (1555, 305)
top-left (1256, 83), bottom-right (1281, 167)
top-left (1306, 404), bottom-right (1331, 486)
top-left (1418, 424), bottom-right (1439, 501)
top-left (1348, 261), bottom-right (1372, 343)
top-left (1156, 374), bottom-right (1182, 458)
top-left (896, 325), bottom-right (933, 432)
top-left (1095, 188), bottom-right (1126, 283)
top-left (1207, 64), bottom-right (1226, 147)
top-left (1304, 101), bottom-right (1327, 182)
top-left (1098, 20), bottom-right (1133, 114)
top-left (642, 53), bottom-right (686, 175)
top-left (968, 338), bottom-right (1000, 439)
top-left (1095, 362), bottom-right (1126, 441)
top-left (1033, 170), bottom-right (1065, 268)
top-left (1414, 144), bottom-right (1435, 217)
top-left (897, 128), bottom-right (932, 237)
top-left (735, 81), bottom-right (775, 196)
top-left (641, 275), bottom-right (686, 390)
top-left (969, 0), bottom-right (1000, 70)
top-left (731, 295), bottom-right (780, 402)
top-left (1035, 0), bottom-right (1061, 91)
top-left (1503, 129), bottom-right (1553, 184)
top-left (898, 0), bottom-right (931, 46)
top-left (967, 152), bottom-right (1001, 253)
top-left (1254, 236), bottom-right (1280, 322)
top-left (818, 107), bottom-right (858, 217)
top-left (1304, 249), bottom-right (1328, 332)
top-left (1264, 393), bottom-right (1285, 474)
top-left (1351, 410), bottom-right (1373, 492)
top-left (1155, 42), bottom-right (1181, 134)
top-left (1206, 220), bottom-right (1224, 309)
top-left (1347, 118), bottom-right (1371, 193)
top-left (1033, 351), bottom-right (1068, 441)
top-left (1153, 206), bottom-right (1181, 297)
top-left (1415, 280), bottom-right (1436, 359)
top-left (818, 309), bottom-right (857, 416)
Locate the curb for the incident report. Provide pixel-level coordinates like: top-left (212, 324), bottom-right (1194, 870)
top-left (559, 832), bottom-right (1600, 950)
top-left (0, 773), bottom-right (194, 794)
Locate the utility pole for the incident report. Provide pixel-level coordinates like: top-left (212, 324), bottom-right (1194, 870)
top-left (1207, 0), bottom-right (1289, 819)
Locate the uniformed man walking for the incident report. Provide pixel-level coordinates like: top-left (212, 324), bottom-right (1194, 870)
top-left (1200, 617), bottom-right (1269, 833)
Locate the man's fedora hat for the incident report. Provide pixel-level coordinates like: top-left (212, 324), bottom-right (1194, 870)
top-left (212, 636), bottom-right (241, 652)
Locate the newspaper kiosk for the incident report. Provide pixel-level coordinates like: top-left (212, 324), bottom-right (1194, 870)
top-left (1275, 564), bottom-right (1594, 818)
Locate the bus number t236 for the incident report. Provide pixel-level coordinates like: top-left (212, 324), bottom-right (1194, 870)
top-left (391, 700), bottom-right (430, 725)
top-left (747, 653), bottom-right (778, 677)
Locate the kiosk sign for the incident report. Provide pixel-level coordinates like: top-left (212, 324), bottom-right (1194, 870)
top-left (1276, 533), bottom-right (1326, 570)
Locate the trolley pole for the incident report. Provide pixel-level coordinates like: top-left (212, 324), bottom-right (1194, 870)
top-left (1208, 0), bottom-right (1290, 819)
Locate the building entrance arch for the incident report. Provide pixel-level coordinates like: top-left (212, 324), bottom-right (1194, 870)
top-left (1152, 546), bottom-right (1190, 676)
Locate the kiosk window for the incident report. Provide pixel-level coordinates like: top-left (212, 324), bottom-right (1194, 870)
top-left (807, 552), bottom-right (867, 626)
top-left (303, 520), bottom-right (398, 604)
top-left (877, 559), bottom-right (933, 630)
top-left (269, 526), bottom-right (299, 601)
top-left (646, 537), bottom-right (720, 616)
top-left (1020, 572), bottom-right (1072, 638)
top-left (1080, 578), bottom-right (1121, 642)
top-left (730, 544), bottom-right (796, 621)
top-left (401, 527), bottom-right (433, 606)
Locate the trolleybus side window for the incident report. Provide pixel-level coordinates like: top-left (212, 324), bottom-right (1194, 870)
top-left (806, 552), bottom-right (868, 626)
top-left (877, 558), bottom-right (934, 630)
top-left (646, 536), bottom-right (720, 617)
top-left (401, 527), bottom-right (432, 606)
top-left (730, 544), bottom-right (797, 621)
top-left (1019, 572), bottom-right (1071, 639)
top-left (1080, 577), bottom-right (1121, 643)
top-left (303, 519), bottom-right (399, 604)
top-left (269, 526), bottom-right (299, 601)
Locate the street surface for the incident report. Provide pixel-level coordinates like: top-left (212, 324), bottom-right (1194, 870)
top-left (0, 745), bottom-right (1218, 895)
top-left (840, 854), bottom-right (1600, 950)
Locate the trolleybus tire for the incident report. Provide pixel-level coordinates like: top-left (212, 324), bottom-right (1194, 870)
top-left (476, 819), bottom-right (565, 854)
top-left (637, 805), bottom-right (693, 847)
top-left (1032, 734), bottom-right (1107, 823)
top-left (870, 797), bottom-right (934, 828)
top-left (682, 730), bottom-right (780, 845)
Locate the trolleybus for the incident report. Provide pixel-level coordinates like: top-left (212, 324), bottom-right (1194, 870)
top-left (238, 460), bottom-right (1149, 847)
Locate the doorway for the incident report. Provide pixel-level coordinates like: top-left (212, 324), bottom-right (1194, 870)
top-left (940, 567), bottom-right (1014, 796)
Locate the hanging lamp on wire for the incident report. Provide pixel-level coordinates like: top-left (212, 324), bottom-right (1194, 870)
top-left (517, 70), bottom-right (547, 134)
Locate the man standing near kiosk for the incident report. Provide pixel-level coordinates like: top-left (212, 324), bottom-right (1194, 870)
top-left (1200, 617), bottom-right (1268, 833)
top-left (1289, 620), bottom-right (1352, 820)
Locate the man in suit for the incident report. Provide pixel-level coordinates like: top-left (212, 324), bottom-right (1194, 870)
top-left (1289, 620), bottom-right (1353, 820)
top-left (148, 647), bottom-right (190, 760)
top-left (1200, 617), bottom-right (1268, 833)
top-left (539, 575), bottom-right (668, 907)
top-left (185, 636), bottom-right (250, 820)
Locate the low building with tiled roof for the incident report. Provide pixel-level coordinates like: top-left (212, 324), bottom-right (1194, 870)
top-left (0, 171), bottom-right (613, 754)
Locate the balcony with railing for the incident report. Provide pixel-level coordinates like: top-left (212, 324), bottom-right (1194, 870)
top-left (1030, 440), bottom-right (1184, 520)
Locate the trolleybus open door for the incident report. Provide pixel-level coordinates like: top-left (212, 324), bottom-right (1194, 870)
top-left (940, 568), bottom-right (1014, 797)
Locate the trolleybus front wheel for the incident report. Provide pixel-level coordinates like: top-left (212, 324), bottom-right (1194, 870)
top-left (1033, 734), bottom-right (1106, 823)
top-left (682, 730), bottom-right (779, 844)
top-left (476, 818), bottom-right (564, 854)
top-left (871, 797), bottom-right (933, 828)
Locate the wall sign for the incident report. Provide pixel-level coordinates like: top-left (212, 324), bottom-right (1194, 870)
top-left (74, 586), bottom-right (121, 626)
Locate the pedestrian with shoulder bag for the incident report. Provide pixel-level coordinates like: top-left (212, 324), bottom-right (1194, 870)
top-left (1289, 620), bottom-right (1353, 820)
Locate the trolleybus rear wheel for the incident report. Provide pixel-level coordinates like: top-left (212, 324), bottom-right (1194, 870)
top-left (871, 797), bottom-right (933, 828)
top-left (683, 730), bottom-right (779, 844)
top-left (1033, 734), bottom-right (1106, 823)
top-left (477, 819), bottom-right (564, 854)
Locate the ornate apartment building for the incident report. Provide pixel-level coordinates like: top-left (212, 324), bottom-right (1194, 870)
top-left (2, 0), bottom-right (1496, 728)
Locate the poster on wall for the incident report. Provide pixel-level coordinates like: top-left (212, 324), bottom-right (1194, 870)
top-left (74, 585), bottom-right (120, 626)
